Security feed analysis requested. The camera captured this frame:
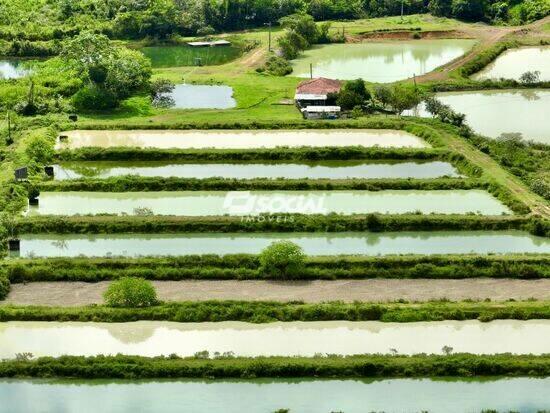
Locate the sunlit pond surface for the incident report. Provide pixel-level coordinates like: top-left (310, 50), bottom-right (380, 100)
top-left (52, 160), bottom-right (460, 180)
top-left (1, 377), bottom-right (549, 413)
top-left (26, 190), bottom-right (510, 216)
top-left (472, 46), bottom-right (550, 81)
top-left (291, 39), bottom-right (476, 81)
top-left (10, 231), bottom-right (549, 258)
top-left (56, 129), bottom-right (430, 149)
top-left (0, 60), bottom-right (32, 79)
top-left (410, 89), bottom-right (550, 144)
top-left (168, 84), bottom-right (236, 109)
top-left (2, 320), bottom-right (550, 358)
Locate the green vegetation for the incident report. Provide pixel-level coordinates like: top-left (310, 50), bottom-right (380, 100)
top-left (103, 277), bottom-right (158, 308)
top-left (3, 353), bottom-right (550, 379)
top-left (0, 271), bottom-right (9, 300)
top-left (3, 254), bottom-right (549, 283)
top-left (5, 300), bottom-right (550, 323)
top-left (259, 241), bottom-right (306, 279)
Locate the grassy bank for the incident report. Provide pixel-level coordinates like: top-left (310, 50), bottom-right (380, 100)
top-left (2, 354), bottom-right (550, 379)
top-left (13, 214), bottom-right (546, 235)
top-left (3, 300), bottom-right (550, 323)
top-left (3, 254), bottom-right (550, 282)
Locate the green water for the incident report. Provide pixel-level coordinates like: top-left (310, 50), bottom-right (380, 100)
top-left (291, 39), bottom-right (476, 81)
top-left (11, 231), bottom-right (549, 258)
top-left (411, 89), bottom-right (550, 144)
top-left (26, 190), bottom-right (510, 216)
top-left (1, 377), bottom-right (549, 413)
top-left (2, 320), bottom-right (550, 358)
top-left (56, 129), bottom-right (429, 149)
top-left (472, 46), bottom-right (550, 81)
top-left (53, 160), bottom-right (461, 180)
top-left (141, 45), bottom-right (241, 67)
top-left (169, 84), bottom-right (236, 109)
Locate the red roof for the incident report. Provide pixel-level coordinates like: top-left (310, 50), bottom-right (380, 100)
top-left (296, 78), bottom-right (341, 95)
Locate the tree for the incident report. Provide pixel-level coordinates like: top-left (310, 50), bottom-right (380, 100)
top-left (387, 84), bottom-right (423, 115)
top-left (451, 0), bottom-right (487, 21)
top-left (519, 70), bottom-right (541, 84)
top-left (104, 277), bottom-right (158, 308)
top-left (279, 13), bottom-right (319, 44)
top-left (428, 0), bottom-right (452, 17)
top-left (374, 85), bottom-right (393, 109)
top-left (150, 78), bottom-right (176, 108)
top-left (337, 79), bottom-right (371, 110)
top-left (25, 132), bottom-right (54, 164)
top-left (259, 241), bottom-right (306, 279)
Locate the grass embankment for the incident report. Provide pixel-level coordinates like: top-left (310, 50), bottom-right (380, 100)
top-left (3, 254), bottom-right (550, 282)
top-left (3, 300), bottom-right (550, 323)
top-left (2, 353), bottom-right (550, 379)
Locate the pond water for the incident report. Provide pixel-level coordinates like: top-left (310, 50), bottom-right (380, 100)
top-left (0, 60), bottom-right (31, 79)
top-left (140, 45), bottom-right (241, 67)
top-left (291, 39), bottom-right (476, 81)
top-left (1, 320), bottom-right (550, 358)
top-left (472, 46), bottom-right (550, 81)
top-left (53, 160), bottom-right (460, 180)
top-left (10, 231), bottom-right (549, 258)
top-left (410, 89), bottom-right (550, 144)
top-left (1, 377), bottom-right (549, 413)
top-left (26, 190), bottom-right (510, 216)
top-left (56, 129), bottom-right (429, 149)
top-left (168, 84), bottom-right (236, 109)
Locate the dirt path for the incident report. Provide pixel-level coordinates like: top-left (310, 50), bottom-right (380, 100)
top-left (4, 279), bottom-right (550, 307)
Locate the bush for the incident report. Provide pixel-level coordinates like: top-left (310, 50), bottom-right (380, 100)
top-left (103, 277), bottom-right (158, 308)
top-left (259, 241), bottom-right (306, 279)
top-left (72, 85), bottom-right (118, 111)
top-left (0, 272), bottom-right (10, 300)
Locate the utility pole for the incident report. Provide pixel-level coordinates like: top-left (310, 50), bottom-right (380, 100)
top-left (6, 110), bottom-right (12, 145)
top-left (265, 22), bottom-right (272, 52)
top-left (401, 0), bottom-right (404, 20)
top-left (413, 73), bottom-right (417, 89)
top-left (310, 63), bottom-right (313, 79)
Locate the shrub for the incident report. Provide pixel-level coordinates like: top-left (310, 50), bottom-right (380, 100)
top-left (0, 272), bottom-right (10, 300)
top-left (72, 85), bottom-right (118, 111)
top-left (103, 277), bottom-right (158, 308)
top-left (259, 241), bottom-right (306, 279)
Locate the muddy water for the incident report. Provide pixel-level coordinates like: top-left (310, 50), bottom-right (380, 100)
top-left (472, 46), bottom-right (550, 81)
top-left (10, 231), bottom-right (549, 258)
top-left (291, 39), bottom-right (476, 81)
top-left (169, 84), bottom-right (236, 109)
top-left (53, 160), bottom-right (461, 180)
top-left (26, 190), bottom-right (510, 216)
top-left (55, 129), bottom-right (430, 149)
top-left (1, 320), bottom-right (549, 358)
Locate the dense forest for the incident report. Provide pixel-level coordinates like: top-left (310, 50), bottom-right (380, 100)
top-left (0, 0), bottom-right (548, 41)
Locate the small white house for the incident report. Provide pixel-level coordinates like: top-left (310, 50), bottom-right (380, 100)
top-left (301, 105), bottom-right (341, 120)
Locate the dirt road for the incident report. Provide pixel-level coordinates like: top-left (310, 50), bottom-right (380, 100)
top-left (4, 279), bottom-right (550, 307)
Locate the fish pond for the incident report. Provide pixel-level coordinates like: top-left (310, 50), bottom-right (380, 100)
top-left (167, 84), bottom-right (236, 109)
top-left (410, 89), bottom-right (550, 144)
top-left (52, 160), bottom-right (460, 180)
top-left (0, 59), bottom-right (32, 79)
top-left (1, 377), bottom-right (549, 413)
top-left (140, 45), bottom-right (241, 67)
top-left (291, 39), bottom-right (476, 81)
top-left (2, 320), bottom-right (550, 358)
top-left (472, 46), bottom-right (550, 81)
top-left (56, 129), bottom-right (429, 149)
top-left (10, 231), bottom-right (549, 258)
top-left (26, 190), bottom-right (510, 216)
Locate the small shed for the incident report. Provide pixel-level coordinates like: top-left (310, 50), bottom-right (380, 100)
top-left (301, 105), bottom-right (341, 120)
top-left (295, 78), bottom-right (341, 108)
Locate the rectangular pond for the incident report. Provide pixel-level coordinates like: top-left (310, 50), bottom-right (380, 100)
top-left (472, 46), bottom-right (550, 82)
top-left (26, 190), bottom-right (510, 216)
top-left (52, 160), bottom-right (461, 180)
top-left (56, 129), bottom-right (430, 150)
top-left (291, 39), bottom-right (476, 82)
top-left (10, 231), bottom-right (549, 258)
top-left (2, 320), bottom-right (550, 358)
top-left (410, 89), bottom-right (550, 144)
top-left (140, 45), bottom-right (241, 67)
top-left (168, 84), bottom-right (236, 109)
top-left (1, 377), bottom-right (549, 413)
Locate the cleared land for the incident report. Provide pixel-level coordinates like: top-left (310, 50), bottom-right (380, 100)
top-left (5, 279), bottom-right (550, 306)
